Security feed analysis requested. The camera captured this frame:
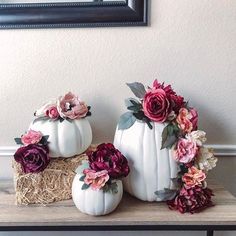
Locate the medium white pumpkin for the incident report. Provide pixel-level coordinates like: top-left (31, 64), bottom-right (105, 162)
top-left (72, 174), bottom-right (123, 216)
top-left (114, 120), bottom-right (179, 202)
top-left (29, 118), bottom-right (92, 158)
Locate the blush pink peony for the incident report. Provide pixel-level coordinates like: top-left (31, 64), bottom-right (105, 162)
top-left (57, 92), bottom-right (88, 120)
top-left (83, 169), bottom-right (109, 191)
top-left (21, 130), bottom-right (43, 145)
top-left (176, 108), bottom-right (198, 133)
top-left (143, 88), bottom-right (171, 123)
top-left (182, 166), bottom-right (206, 188)
top-left (174, 138), bottom-right (198, 163)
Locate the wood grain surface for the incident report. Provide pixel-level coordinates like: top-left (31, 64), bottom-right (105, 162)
top-left (0, 180), bottom-right (236, 227)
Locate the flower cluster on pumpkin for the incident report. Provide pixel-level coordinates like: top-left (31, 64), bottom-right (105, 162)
top-left (14, 130), bottom-right (50, 174)
top-left (34, 92), bottom-right (91, 121)
top-left (119, 80), bottom-right (217, 213)
top-left (78, 143), bottom-right (130, 193)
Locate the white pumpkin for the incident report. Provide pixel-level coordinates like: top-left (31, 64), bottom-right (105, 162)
top-left (29, 118), bottom-right (92, 158)
top-left (114, 120), bottom-right (179, 202)
top-left (72, 174), bottom-right (123, 216)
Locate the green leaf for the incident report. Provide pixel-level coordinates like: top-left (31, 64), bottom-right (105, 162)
top-left (161, 134), bottom-right (178, 149)
top-left (79, 175), bottom-right (86, 182)
top-left (40, 135), bottom-right (49, 145)
top-left (126, 82), bottom-right (146, 99)
top-left (14, 138), bottom-right (23, 145)
top-left (154, 189), bottom-right (177, 201)
top-left (103, 182), bottom-right (118, 194)
top-left (81, 183), bottom-right (90, 190)
top-left (75, 161), bottom-right (90, 175)
top-left (161, 123), bottom-right (180, 149)
top-left (118, 112), bottom-right (136, 130)
top-left (125, 98), bottom-right (140, 107)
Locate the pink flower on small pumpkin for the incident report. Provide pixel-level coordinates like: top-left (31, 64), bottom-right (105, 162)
top-left (176, 108), bottom-right (198, 133)
top-left (21, 130), bottom-right (43, 145)
top-left (45, 106), bottom-right (60, 120)
top-left (174, 138), bottom-right (198, 163)
top-left (83, 169), bottom-right (109, 191)
top-left (57, 92), bottom-right (88, 120)
top-left (182, 166), bottom-right (206, 188)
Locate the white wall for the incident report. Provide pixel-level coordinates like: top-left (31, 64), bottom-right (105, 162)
top-left (0, 0), bottom-right (236, 235)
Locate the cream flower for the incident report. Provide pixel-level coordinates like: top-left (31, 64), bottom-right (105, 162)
top-left (195, 147), bottom-right (217, 172)
top-left (187, 130), bottom-right (207, 146)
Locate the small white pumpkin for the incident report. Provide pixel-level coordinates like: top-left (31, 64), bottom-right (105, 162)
top-left (72, 174), bottom-right (123, 216)
top-left (29, 118), bottom-right (92, 158)
top-left (114, 120), bottom-right (179, 202)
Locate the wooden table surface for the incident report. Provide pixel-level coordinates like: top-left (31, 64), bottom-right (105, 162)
top-left (1, 180), bottom-right (236, 231)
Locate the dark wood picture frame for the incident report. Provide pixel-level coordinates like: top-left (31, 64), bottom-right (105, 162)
top-left (0, 0), bottom-right (148, 29)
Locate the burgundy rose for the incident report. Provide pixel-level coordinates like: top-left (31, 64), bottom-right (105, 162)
top-left (153, 79), bottom-right (184, 114)
top-left (167, 186), bottom-right (214, 214)
top-left (143, 88), bottom-right (171, 123)
top-left (14, 144), bottom-right (50, 174)
top-left (87, 143), bottom-right (130, 179)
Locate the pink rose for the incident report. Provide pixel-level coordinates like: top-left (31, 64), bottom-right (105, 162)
top-left (21, 130), bottom-right (43, 145)
top-left (57, 92), bottom-right (88, 120)
top-left (83, 169), bottom-right (109, 191)
top-left (176, 108), bottom-right (198, 133)
top-left (153, 80), bottom-right (184, 114)
top-left (182, 166), bottom-right (206, 188)
top-left (143, 88), bottom-right (171, 123)
top-left (174, 138), bottom-right (198, 163)
top-left (46, 106), bottom-right (60, 120)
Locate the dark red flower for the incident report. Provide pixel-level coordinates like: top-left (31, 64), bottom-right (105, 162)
top-left (14, 144), bottom-right (50, 174)
top-left (87, 143), bottom-right (130, 179)
top-left (167, 186), bottom-right (214, 214)
top-left (153, 79), bottom-right (184, 114)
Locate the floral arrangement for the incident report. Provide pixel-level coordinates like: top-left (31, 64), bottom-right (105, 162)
top-left (118, 80), bottom-right (217, 213)
top-left (34, 92), bottom-right (91, 122)
top-left (76, 143), bottom-right (130, 193)
top-left (14, 130), bottom-right (50, 174)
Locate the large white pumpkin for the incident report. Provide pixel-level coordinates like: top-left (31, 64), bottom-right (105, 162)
top-left (30, 118), bottom-right (92, 158)
top-left (114, 121), bottom-right (179, 202)
top-left (72, 174), bottom-right (123, 216)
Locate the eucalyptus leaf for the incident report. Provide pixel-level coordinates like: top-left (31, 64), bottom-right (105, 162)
top-left (81, 183), bottom-right (90, 190)
top-left (40, 135), bottom-right (49, 145)
top-left (154, 189), bottom-right (177, 201)
top-left (125, 98), bottom-right (140, 107)
top-left (14, 138), bottom-right (23, 145)
top-left (126, 82), bottom-right (146, 99)
top-left (75, 160), bottom-right (90, 175)
top-left (118, 112), bottom-right (136, 130)
top-left (161, 134), bottom-right (177, 149)
top-left (79, 175), bottom-right (86, 182)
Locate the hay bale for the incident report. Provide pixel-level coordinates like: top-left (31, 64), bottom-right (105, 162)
top-left (12, 145), bottom-right (96, 205)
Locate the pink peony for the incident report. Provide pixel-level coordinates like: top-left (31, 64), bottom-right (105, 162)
top-left (45, 106), bottom-right (60, 120)
top-left (182, 166), bottom-right (206, 188)
top-left (83, 169), bottom-right (109, 191)
top-left (174, 138), bottom-right (198, 163)
top-left (21, 130), bottom-right (43, 145)
top-left (143, 88), bottom-right (171, 123)
top-left (153, 80), bottom-right (184, 114)
top-left (176, 108), bottom-right (198, 133)
top-left (57, 92), bottom-right (88, 120)
top-left (167, 186), bottom-right (214, 214)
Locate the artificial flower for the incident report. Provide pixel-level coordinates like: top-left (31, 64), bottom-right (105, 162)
top-left (143, 88), bottom-right (171, 123)
top-left (45, 105), bottom-right (60, 120)
top-left (182, 166), bottom-right (206, 188)
top-left (195, 147), bottom-right (217, 172)
top-left (83, 169), bottom-right (109, 191)
top-left (34, 100), bottom-right (57, 118)
top-left (153, 80), bottom-right (184, 114)
top-left (176, 108), bottom-right (198, 133)
top-left (21, 130), bottom-right (43, 146)
top-left (167, 185), bottom-right (214, 214)
top-left (14, 144), bottom-right (50, 174)
top-left (174, 138), bottom-right (198, 163)
top-left (88, 143), bottom-right (130, 179)
top-left (57, 92), bottom-right (88, 120)
top-left (186, 130), bottom-right (207, 146)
